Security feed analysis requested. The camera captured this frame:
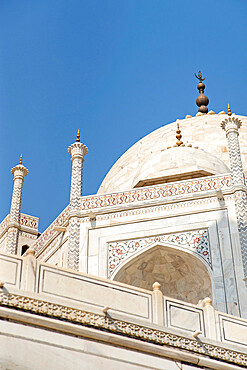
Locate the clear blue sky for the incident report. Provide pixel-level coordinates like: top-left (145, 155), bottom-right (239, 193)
top-left (1, 0), bottom-right (247, 231)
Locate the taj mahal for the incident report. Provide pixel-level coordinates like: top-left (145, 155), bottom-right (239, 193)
top-left (1, 72), bottom-right (247, 369)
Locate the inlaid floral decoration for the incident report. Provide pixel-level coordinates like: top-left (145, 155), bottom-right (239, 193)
top-left (108, 229), bottom-right (211, 277)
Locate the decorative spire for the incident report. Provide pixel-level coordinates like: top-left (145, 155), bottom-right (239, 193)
top-left (194, 70), bottom-right (205, 83)
top-left (7, 154), bottom-right (28, 255)
top-left (76, 129), bottom-right (80, 142)
top-left (176, 123), bottom-right (183, 146)
top-left (228, 104), bottom-right (232, 116)
top-left (195, 71), bottom-right (209, 113)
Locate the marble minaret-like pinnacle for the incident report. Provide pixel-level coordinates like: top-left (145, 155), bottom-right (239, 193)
top-left (7, 155), bottom-right (29, 254)
top-left (67, 130), bottom-right (88, 270)
top-left (221, 107), bottom-right (247, 281)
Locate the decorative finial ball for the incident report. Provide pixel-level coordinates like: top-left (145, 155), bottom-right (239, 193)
top-left (197, 82), bottom-right (205, 91)
top-left (203, 297), bottom-right (212, 307)
top-left (152, 282), bottom-right (161, 291)
top-left (198, 105), bottom-right (208, 114)
top-left (196, 94), bottom-right (209, 107)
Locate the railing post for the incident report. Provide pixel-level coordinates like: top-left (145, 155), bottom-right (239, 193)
top-left (152, 282), bottom-right (164, 326)
top-left (203, 297), bottom-right (217, 340)
top-left (21, 248), bottom-right (37, 292)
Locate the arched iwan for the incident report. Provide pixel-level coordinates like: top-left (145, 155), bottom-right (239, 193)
top-left (112, 242), bottom-right (214, 305)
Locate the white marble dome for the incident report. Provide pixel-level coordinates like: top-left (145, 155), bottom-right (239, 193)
top-left (98, 112), bottom-right (247, 194)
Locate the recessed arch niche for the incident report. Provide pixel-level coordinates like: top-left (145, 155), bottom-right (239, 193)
top-left (21, 244), bottom-right (30, 256)
top-left (113, 244), bottom-right (213, 305)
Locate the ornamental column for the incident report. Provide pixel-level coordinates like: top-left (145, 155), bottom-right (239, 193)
top-left (7, 155), bottom-right (29, 254)
top-left (67, 130), bottom-right (88, 270)
top-left (221, 105), bottom-right (247, 280)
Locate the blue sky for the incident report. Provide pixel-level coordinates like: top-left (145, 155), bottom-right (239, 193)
top-left (1, 0), bottom-right (247, 231)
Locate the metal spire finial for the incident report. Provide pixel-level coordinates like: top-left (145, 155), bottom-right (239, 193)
top-left (195, 70), bottom-right (209, 113)
top-left (19, 154), bottom-right (23, 165)
top-left (176, 123), bottom-right (183, 146)
top-left (76, 129), bottom-right (80, 142)
top-left (195, 70), bottom-right (205, 83)
top-left (228, 104), bottom-right (232, 116)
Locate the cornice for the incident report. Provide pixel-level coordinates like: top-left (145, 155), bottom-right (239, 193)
top-left (11, 164), bottom-right (29, 178)
top-left (221, 116), bottom-right (242, 133)
top-left (0, 222), bottom-right (39, 238)
top-left (81, 174), bottom-right (233, 211)
top-left (0, 290), bottom-right (246, 368)
top-left (67, 142), bottom-right (88, 160)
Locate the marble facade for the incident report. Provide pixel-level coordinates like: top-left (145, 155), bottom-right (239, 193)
top-left (1, 111), bottom-right (247, 368)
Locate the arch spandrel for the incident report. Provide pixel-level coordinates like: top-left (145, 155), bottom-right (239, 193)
top-left (108, 229), bottom-right (211, 278)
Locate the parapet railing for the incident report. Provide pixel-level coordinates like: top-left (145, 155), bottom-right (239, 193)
top-left (0, 251), bottom-right (247, 350)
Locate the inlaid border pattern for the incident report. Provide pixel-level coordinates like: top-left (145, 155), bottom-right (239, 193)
top-left (0, 215), bottom-right (9, 236)
top-left (81, 175), bottom-right (232, 210)
top-left (108, 229), bottom-right (211, 277)
top-left (0, 290), bottom-right (246, 367)
top-left (19, 231), bottom-right (37, 240)
top-left (20, 214), bottom-right (39, 230)
top-left (81, 194), bottom-right (234, 223)
top-left (31, 174), bottom-right (234, 256)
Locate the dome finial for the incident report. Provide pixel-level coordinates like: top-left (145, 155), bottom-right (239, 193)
top-left (176, 123), bottom-right (183, 146)
top-left (19, 154), bottom-right (23, 165)
top-left (195, 71), bottom-right (209, 114)
top-left (228, 104), bottom-right (232, 116)
top-left (194, 70), bottom-right (205, 83)
top-left (76, 129), bottom-right (80, 142)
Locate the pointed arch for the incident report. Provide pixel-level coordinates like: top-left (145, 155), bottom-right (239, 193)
top-left (112, 242), bottom-right (214, 305)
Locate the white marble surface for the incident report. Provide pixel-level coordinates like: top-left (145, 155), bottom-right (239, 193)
top-left (1, 251), bottom-right (247, 347)
top-left (85, 206), bottom-right (239, 315)
top-left (98, 113), bottom-right (247, 194)
top-left (0, 318), bottom-right (218, 370)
